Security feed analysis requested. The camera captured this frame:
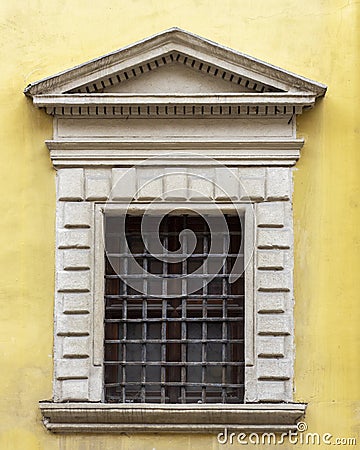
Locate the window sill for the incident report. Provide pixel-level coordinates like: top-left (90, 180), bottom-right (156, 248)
top-left (39, 402), bottom-right (307, 433)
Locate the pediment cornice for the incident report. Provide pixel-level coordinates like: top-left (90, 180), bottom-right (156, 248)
top-left (24, 28), bottom-right (327, 106)
top-left (24, 29), bottom-right (326, 167)
top-left (34, 93), bottom-right (316, 117)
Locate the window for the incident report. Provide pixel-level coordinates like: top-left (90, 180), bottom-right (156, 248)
top-left (104, 213), bottom-right (245, 404)
top-left (25, 28), bottom-right (325, 432)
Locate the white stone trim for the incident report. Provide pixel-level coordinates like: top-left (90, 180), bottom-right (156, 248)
top-left (24, 28), bottom-right (326, 97)
top-left (52, 171), bottom-right (295, 406)
top-left (50, 126), bottom-right (300, 419)
top-left (32, 93), bottom-right (316, 117)
top-left (50, 142), bottom-right (300, 416)
top-left (47, 139), bottom-right (304, 168)
top-left (23, 29), bottom-right (326, 431)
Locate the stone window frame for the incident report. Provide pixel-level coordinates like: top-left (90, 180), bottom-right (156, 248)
top-left (45, 178), bottom-right (300, 433)
top-left (24, 28), bottom-right (326, 433)
top-left (94, 201), bottom-right (254, 405)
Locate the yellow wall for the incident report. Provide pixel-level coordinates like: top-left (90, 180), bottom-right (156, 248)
top-left (0, 1), bottom-right (359, 449)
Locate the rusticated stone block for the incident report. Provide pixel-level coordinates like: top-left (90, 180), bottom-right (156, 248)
top-left (266, 168), bottom-right (292, 200)
top-left (256, 202), bottom-right (286, 227)
top-left (56, 359), bottom-right (90, 380)
top-left (257, 250), bottom-right (285, 270)
top-left (57, 314), bottom-right (90, 336)
top-left (85, 171), bottom-right (111, 200)
top-left (58, 229), bottom-right (91, 249)
top-left (257, 358), bottom-right (292, 380)
top-left (257, 314), bottom-right (291, 336)
top-left (257, 336), bottom-right (285, 357)
top-left (257, 228), bottom-right (292, 249)
top-left (257, 270), bottom-right (292, 292)
top-left (111, 168), bottom-right (137, 200)
top-left (61, 379), bottom-right (89, 401)
top-left (257, 292), bottom-right (287, 313)
top-left (64, 202), bottom-right (92, 228)
top-left (63, 336), bottom-right (91, 358)
top-left (58, 169), bottom-right (84, 201)
top-left (62, 293), bottom-right (91, 314)
top-left (257, 380), bottom-right (287, 402)
top-left (57, 271), bottom-right (91, 292)
top-left (63, 249), bottom-right (91, 270)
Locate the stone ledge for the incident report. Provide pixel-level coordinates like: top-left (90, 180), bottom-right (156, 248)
top-left (33, 93), bottom-right (316, 112)
top-left (39, 402), bottom-right (306, 433)
top-left (46, 139), bottom-right (305, 151)
top-left (47, 139), bottom-right (304, 168)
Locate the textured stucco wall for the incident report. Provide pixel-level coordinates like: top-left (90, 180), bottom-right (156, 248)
top-left (0, 1), bottom-right (359, 449)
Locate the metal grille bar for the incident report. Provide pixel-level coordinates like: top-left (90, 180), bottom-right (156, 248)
top-left (104, 214), bottom-right (245, 404)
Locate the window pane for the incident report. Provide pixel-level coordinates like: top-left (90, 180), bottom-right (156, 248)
top-left (104, 213), bottom-right (245, 404)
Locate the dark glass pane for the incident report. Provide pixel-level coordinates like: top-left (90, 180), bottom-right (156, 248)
top-left (104, 213), bottom-right (244, 404)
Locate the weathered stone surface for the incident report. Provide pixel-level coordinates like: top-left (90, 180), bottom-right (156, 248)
top-left (57, 271), bottom-right (91, 292)
top-left (163, 168), bottom-right (188, 200)
top-left (257, 292), bottom-right (287, 313)
top-left (257, 250), bottom-right (285, 270)
top-left (63, 336), bottom-right (91, 358)
top-left (256, 202), bottom-right (286, 227)
top-left (257, 314), bottom-right (291, 336)
top-left (257, 358), bottom-right (291, 380)
top-left (63, 249), bottom-right (91, 270)
top-left (257, 381), bottom-right (287, 402)
top-left (58, 229), bottom-right (91, 249)
top-left (85, 172), bottom-right (111, 200)
top-left (62, 293), bottom-right (91, 314)
top-left (214, 167), bottom-right (239, 200)
top-left (64, 202), bottom-right (92, 228)
top-left (257, 336), bottom-right (285, 357)
top-left (56, 359), bottom-right (90, 380)
top-left (57, 314), bottom-right (90, 336)
top-left (58, 169), bottom-right (84, 201)
top-left (266, 168), bottom-right (292, 200)
top-left (61, 379), bottom-right (89, 401)
top-left (188, 168), bottom-right (214, 200)
top-left (257, 270), bottom-right (291, 292)
top-left (137, 168), bottom-right (163, 200)
top-left (257, 228), bottom-right (292, 249)
top-left (111, 168), bottom-right (137, 200)
top-left (239, 177), bottom-right (265, 201)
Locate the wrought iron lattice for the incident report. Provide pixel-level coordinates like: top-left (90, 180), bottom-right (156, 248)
top-left (104, 214), bottom-right (245, 403)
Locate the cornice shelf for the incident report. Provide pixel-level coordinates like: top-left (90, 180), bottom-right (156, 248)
top-left (39, 402), bottom-right (307, 433)
top-left (33, 93), bottom-right (316, 117)
top-left (46, 138), bottom-right (305, 150)
top-left (46, 138), bottom-right (305, 167)
top-left (24, 28), bottom-right (327, 99)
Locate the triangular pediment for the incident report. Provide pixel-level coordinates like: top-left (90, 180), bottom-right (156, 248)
top-left (24, 28), bottom-right (326, 98)
top-left (79, 60), bottom-right (268, 95)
